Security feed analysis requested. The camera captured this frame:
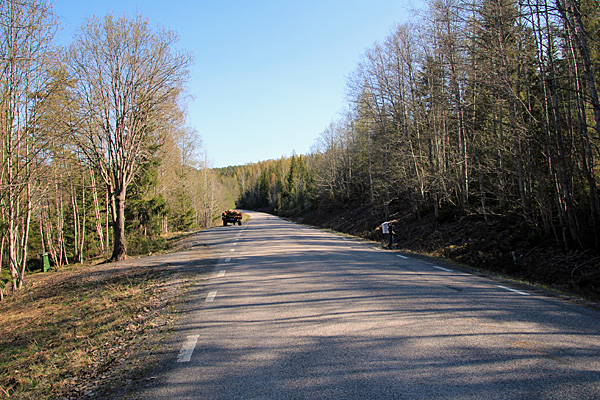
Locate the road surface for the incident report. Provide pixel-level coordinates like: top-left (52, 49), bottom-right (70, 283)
top-left (131, 211), bottom-right (600, 399)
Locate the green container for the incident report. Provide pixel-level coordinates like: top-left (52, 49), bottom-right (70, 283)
top-left (42, 252), bottom-right (51, 272)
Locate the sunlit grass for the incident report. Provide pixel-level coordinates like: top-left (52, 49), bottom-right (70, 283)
top-left (0, 266), bottom-right (170, 399)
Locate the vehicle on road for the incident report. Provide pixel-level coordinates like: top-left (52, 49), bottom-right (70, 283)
top-left (222, 209), bottom-right (243, 226)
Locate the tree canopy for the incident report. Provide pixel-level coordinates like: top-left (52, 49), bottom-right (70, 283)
top-left (0, 1), bottom-right (232, 295)
top-left (236, 0), bottom-right (600, 252)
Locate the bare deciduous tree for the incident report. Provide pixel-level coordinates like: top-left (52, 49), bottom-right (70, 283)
top-left (68, 14), bottom-right (191, 261)
top-left (0, 0), bottom-right (56, 290)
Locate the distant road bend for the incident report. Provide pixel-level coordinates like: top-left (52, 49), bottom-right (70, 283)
top-left (132, 211), bottom-right (600, 399)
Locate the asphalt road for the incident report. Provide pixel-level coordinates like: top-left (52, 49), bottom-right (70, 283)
top-left (131, 211), bottom-right (600, 399)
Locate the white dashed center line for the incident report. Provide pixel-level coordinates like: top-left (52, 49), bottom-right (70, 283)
top-left (224, 257), bottom-right (231, 263)
top-left (433, 265), bottom-right (454, 272)
top-left (206, 290), bottom-right (218, 302)
top-left (177, 334), bottom-right (199, 363)
top-left (396, 254), bottom-right (409, 259)
top-left (217, 270), bottom-right (226, 278)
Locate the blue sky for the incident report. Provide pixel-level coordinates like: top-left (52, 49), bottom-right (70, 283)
top-left (52, 0), bottom-right (421, 168)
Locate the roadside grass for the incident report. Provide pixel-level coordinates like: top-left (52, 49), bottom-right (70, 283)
top-left (0, 265), bottom-right (165, 399)
top-left (241, 213), bottom-right (250, 224)
top-left (0, 230), bottom-right (214, 400)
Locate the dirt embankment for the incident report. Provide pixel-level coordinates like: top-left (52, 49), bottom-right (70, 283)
top-left (295, 204), bottom-right (600, 304)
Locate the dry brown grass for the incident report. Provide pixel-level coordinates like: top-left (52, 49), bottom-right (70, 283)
top-left (0, 238), bottom-right (214, 399)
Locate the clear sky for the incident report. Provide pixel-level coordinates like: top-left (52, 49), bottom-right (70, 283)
top-left (52, 0), bottom-right (421, 168)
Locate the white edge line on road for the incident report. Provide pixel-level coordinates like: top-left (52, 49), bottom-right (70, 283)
top-left (206, 290), bottom-right (218, 302)
top-left (495, 285), bottom-right (531, 296)
top-left (433, 265), bottom-right (454, 272)
top-left (396, 254), bottom-right (409, 259)
top-left (176, 334), bottom-right (199, 363)
top-left (217, 270), bottom-right (226, 278)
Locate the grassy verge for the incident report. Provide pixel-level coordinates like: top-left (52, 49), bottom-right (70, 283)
top-left (0, 238), bottom-right (213, 399)
top-left (241, 212), bottom-right (250, 224)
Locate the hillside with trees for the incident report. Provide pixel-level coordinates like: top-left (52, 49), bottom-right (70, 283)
top-left (234, 0), bottom-right (600, 302)
top-left (2, 0), bottom-right (599, 303)
top-left (0, 0), bottom-right (233, 298)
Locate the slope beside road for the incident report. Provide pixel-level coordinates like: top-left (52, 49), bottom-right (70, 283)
top-left (129, 211), bottom-right (600, 399)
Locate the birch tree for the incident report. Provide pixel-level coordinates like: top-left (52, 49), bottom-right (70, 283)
top-left (0, 0), bottom-right (56, 290)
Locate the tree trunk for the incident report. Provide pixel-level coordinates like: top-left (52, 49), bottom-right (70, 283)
top-left (110, 186), bottom-right (127, 261)
top-left (90, 168), bottom-right (105, 252)
top-left (79, 183), bottom-right (86, 261)
top-left (70, 179), bottom-right (81, 263)
top-left (19, 179), bottom-right (32, 286)
top-left (106, 189), bottom-right (111, 251)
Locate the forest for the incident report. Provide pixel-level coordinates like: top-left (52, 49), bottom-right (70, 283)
top-left (0, 0), bottom-right (236, 298)
top-left (2, 0), bottom-right (600, 300)
top-left (235, 0), bottom-right (600, 298)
